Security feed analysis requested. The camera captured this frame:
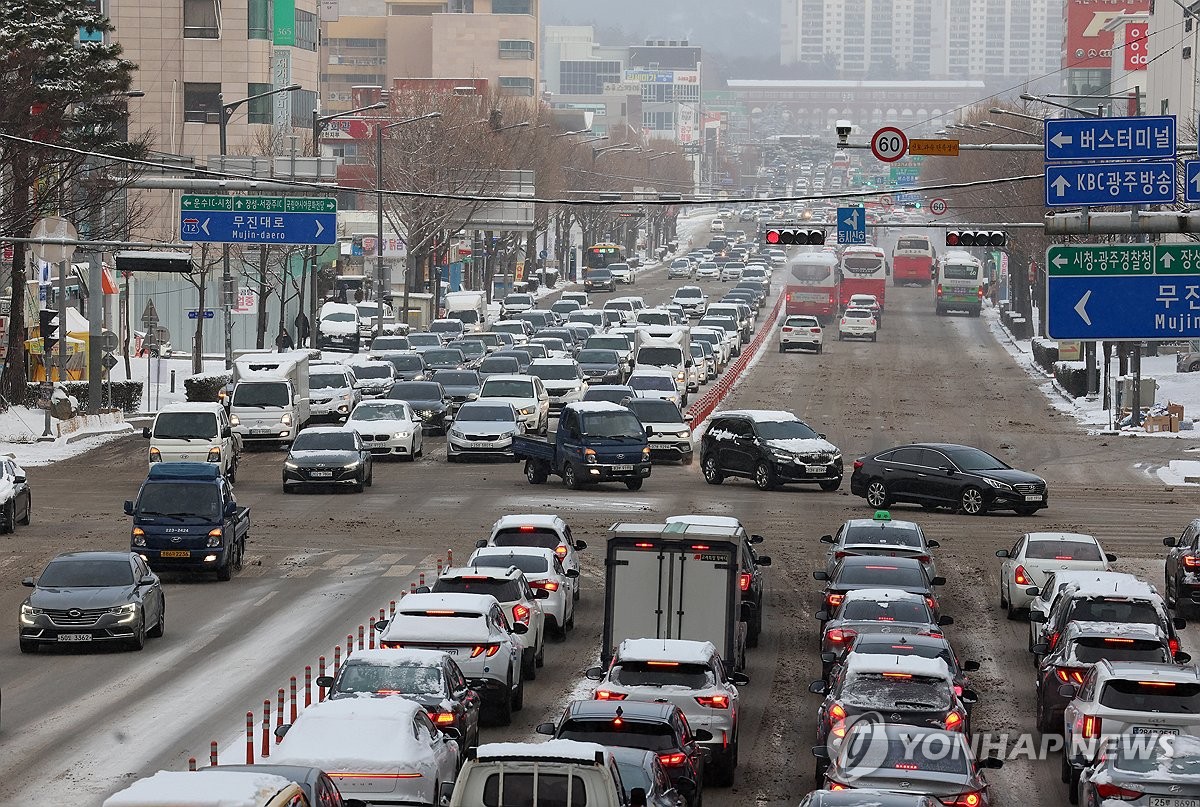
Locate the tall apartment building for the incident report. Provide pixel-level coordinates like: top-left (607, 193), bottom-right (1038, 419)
top-left (321, 0), bottom-right (540, 114)
top-left (781, 0), bottom-right (1062, 83)
top-left (1145, 0), bottom-right (1200, 122)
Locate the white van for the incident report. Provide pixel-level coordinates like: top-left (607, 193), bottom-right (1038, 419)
top-left (144, 402), bottom-right (241, 479)
top-left (443, 741), bottom-right (631, 807)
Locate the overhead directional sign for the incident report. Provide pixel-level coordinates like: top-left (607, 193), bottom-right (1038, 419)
top-left (1044, 160), bottom-right (1175, 207)
top-left (179, 195), bottom-right (338, 246)
top-left (1044, 115), bottom-right (1175, 162)
top-left (1186, 160), bottom-right (1200, 204)
top-left (1046, 243), bottom-right (1200, 340)
top-left (837, 207), bottom-right (867, 245)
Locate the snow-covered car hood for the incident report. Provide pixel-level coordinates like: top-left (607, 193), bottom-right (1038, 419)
top-left (765, 437), bottom-right (839, 455)
top-left (348, 418), bottom-right (416, 434)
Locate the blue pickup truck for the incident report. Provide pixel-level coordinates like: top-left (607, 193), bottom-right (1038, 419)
top-left (124, 463), bottom-right (250, 581)
top-left (514, 401), bottom-right (652, 491)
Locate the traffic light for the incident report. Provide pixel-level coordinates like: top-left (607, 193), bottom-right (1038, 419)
top-left (946, 230), bottom-right (1007, 248)
top-left (765, 228), bottom-right (826, 246)
top-left (39, 309), bottom-right (58, 356)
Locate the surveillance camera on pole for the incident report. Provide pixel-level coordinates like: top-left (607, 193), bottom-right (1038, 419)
top-left (835, 120), bottom-right (853, 147)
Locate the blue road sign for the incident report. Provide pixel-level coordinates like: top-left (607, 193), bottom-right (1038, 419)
top-left (1047, 275), bottom-right (1200, 340)
top-left (1186, 160), bottom-right (1200, 204)
top-left (179, 211), bottom-right (337, 245)
top-left (187, 310), bottom-right (216, 320)
top-left (1044, 160), bottom-right (1176, 207)
top-left (1044, 116), bottom-right (1175, 162)
top-left (837, 207), bottom-right (867, 245)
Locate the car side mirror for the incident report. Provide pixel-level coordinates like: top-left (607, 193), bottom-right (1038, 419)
top-left (820, 534), bottom-right (834, 544)
top-left (475, 539), bottom-right (487, 548)
top-left (374, 619), bottom-right (389, 631)
top-left (1175, 617), bottom-right (1188, 629)
top-left (316, 675), bottom-right (335, 687)
top-left (757, 555), bottom-right (772, 566)
top-left (142, 426), bottom-right (151, 438)
top-left (275, 724), bottom-right (291, 739)
top-left (931, 576), bottom-right (946, 586)
top-left (584, 665), bottom-right (605, 681)
top-left (439, 781), bottom-right (456, 804)
top-left (750, 534), bottom-right (765, 544)
top-left (535, 722), bottom-right (555, 735)
top-left (1026, 586), bottom-right (1041, 596)
top-left (415, 586), bottom-right (431, 594)
top-left (511, 622), bottom-right (528, 635)
top-left (564, 569), bottom-right (580, 579)
top-left (730, 672), bottom-right (750, 686)
top-left (693, 729), bottom-right (713, 742)
top-left (222, 427), bottom-right (232, 438)
top-left (1058, 683), bottom-right (1078, 699)
top-left (960, 689), bottom-right (979, 705)
top-left (139, 575), bottom-right (156, 586)
top-left (927, 540), bottom-right (940, 548)
top-left (21, 576), bottom-right (35, 587)
top-left (224, 500), bottom-right (237, 517)
top-left (123, 500), bottom-right (135, 516)
top-left (938, 615), bottom-right (954, 626)
top-left (941, 466), bottom-right (954, 475)
top-left (808, 680), bottom-right (828, 695)
top-left (684, 414), bottom-right (694, 422)
top-left (1178, 652), bottom-right (1193, 664)
top-left (813, 571), bottom-right (829, 581)
top-left (441, 726), bottom-right (461, 741)
top-left (575, 540), bottom-right (587, 551)
top-left (814, 610), bottom-right (829, 622)
top-left (962, 659), bottom-right (981, 672)
top-left (1105, 553), bottom-right (1117, 562)
top-left (811, 746), bottom-right (831, 760)
top-left (994, 549), bottom-right (1009, 558)
top-left (1165, 536), bottom-right (1180, 547)
top-left (1029, 612), bottom-right (1046, 623)
top-left (532, 588), bottom-right (550, 600)
top-left (629, 787), bottom-right (648, 807)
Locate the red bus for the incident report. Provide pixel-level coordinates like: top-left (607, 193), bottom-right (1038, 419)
top-left (891, 233), bottom-right (935, 286)
top-left (839, 246), bottom-right (888, 309)
top-left (785, 252), bottom-right (840, 321)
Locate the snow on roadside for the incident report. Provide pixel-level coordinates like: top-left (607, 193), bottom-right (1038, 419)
top-left (0, 406), bottom-right (132, 467)
top-left (1157, 459), bottom-right (1200, 486)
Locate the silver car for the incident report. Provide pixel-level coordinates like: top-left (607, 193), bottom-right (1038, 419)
top-left (1079, 733), bottom-right (1200, 807)
top-left (446, 401), bottom-right (523, 462)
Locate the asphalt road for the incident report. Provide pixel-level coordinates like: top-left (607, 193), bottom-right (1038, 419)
top-left (0, 217), bottom-right (1193, 806)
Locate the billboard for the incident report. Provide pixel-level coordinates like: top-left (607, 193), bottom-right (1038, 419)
top-left (1064, 0), bottom-right (1150, 70)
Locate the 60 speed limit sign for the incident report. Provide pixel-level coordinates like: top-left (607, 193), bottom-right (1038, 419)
top-left (870, 127), bottom-right (908, 163)
top-left (930, 198), bottom-right (948, 215)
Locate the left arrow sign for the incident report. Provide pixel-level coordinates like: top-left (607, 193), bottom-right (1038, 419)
top-left (1074, 290), bottom-right (1093, 326)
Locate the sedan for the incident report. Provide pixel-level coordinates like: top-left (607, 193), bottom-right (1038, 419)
top-left (850, 442), bottom-right (1049, 516)
top-left (611, 747), bottom-right (688, 807)
top-left (346, 399), bottom-right (422, 461)
top-left (577, 348), bottom-right (625, 385)
top-left (377, 352), bottom-right (428, 382)
top-left (407, 332), bottom-right (445, 354)
top-left (695, 262), bottom-right (720, 281)
top-left (282, 426), bottom-right (373, 493)
top-left (446, 401), bottom-right (524, 462)
top-left (20, 551), bottom-right (165, 652)
top-left (422, 348), bottom-right (467, 371)
top-left (387, 381), bottom-right (453, 435)
top-left (477, 355), bottom-right (521, 380)
top-left (996, 532), bottom-right (1114, 619)
top-left (815, 588), bottom-right (951, 676)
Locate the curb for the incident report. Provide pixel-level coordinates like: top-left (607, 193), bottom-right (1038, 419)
top-left (63, 424), bottom-right (135, 444)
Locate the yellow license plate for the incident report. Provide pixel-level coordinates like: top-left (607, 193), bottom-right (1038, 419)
top-left (160, 550), bottom-right (190, 558)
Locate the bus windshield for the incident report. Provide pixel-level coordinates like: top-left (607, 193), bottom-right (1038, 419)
top-left (585, 244), bottom-right (626, 269)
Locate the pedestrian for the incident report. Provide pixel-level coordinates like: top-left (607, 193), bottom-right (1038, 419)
top-left (275, 325), bottom-right (294, 352)
top-left (294, 312), bottom-right (310, 347)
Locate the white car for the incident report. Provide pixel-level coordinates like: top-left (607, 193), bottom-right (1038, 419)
top-left (625, 397), bottom-right (693, 465)
top-left (478, 374), bottom-right (549, 434)
top-left (719, 263), bottom-right (744, 282)
top-left (468, 546), bottom-right (577, 638)
top-left (628, 367), bottom-right (685, 407)
top-left (672, 286), bottom-right (708, 318)
top-left (695, 262), bottom-right (721, 281)
top-left (272, 697), bottom-right (460, 806)
top-left (837, 307), bottom-right (878, 341)
top-left (780, 315), bottom-right (823, 353)
top-left (309, 364), bottom-right (361, 422)
top-left (527, 358), bottom-right (588, 415)
top-left (692, 327), bottom-right (731, 366)
top-left (500, 293), bottom-right (535, 319)
top-left (848, 293), bottom-right (882, 324)
top-left (608, 263), bottom-right (635, 284)
top-left (346, 399), bottom-right (423, 461)
top-left (710, 218), bottom-right (725, 232)
top-left (481, 514), bottom-right (586, 602)
top-left (561, 291), bottom-right (589, 307)
top-left (996, 532), bottom-right (1114, 619)
top-left (346, 358), bottom-right (397, 398)
top-left (585, 639), bottom-right (748, 786)
top-left (379, 592), bottom-right (526, 724)
top-left (763, 249), bottom-right (787, 267)
top-left (446, 400), bottom-right (523, 462)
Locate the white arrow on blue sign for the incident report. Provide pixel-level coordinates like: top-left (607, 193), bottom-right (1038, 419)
top-left (1186, 160), bottom-right (1200, 204)
top-left (836, 207), bottom-right (867, 245)
top-left (1044, 160), bottom-right (1176, 207)
top-left (187, 309), bottom-right (216, 319)
top-left (1043, 115), bottom-right (1176, 162)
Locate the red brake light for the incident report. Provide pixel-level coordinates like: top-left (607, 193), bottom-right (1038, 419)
top-left (895, 763), bottom-right (919, 770)
top-left (647, 661), bottom-right (679, 667)
top-left (634, 542), bottom-right (655, 549)
top-left (853, 460), bottom-right (864, 470)
top-left (739, 572), bottom-right (752, 592)
top-left (826, 593), bottom-right (845, 608)
top-left (519, 526), bottom-right (536, 532)
top-left (470, 644), bottom-right (500, 658)
top-left (945, 710), bottom-right (965, 731)
top-left (947, 793), bottom-right (983, 807)
top-left (512, 604), bottom-right (531, 625)
top-left (695, 695), bottom-right (729, 709)
top-left (1094, 783), bottom-right (1143, 800)
top-left (1013, 565), bottom-right (1031, 586)
top-left (782, 327), bottom-right (793, 333)
top-left (595, 690), bottom-right (627, 701)
top-left (829, 703), bottom-right (846, 721)
top-left (828, 783), bottom-right (849, 791)
top-left (555, 545), bottom-right (569, 558)
top-left (977, 287), bottom-right (985, 299)
top-left (914, 555), bottom-right (930, 564)
top-left (1055, 667), bottom-right (1086, 685)
top-left (925, 596), bottom-right (938, 610)
top-left (936, 284), bottom-right (943, 297)
top-left (532, 580), bottom-right (560, 592)
top-left (1183, 556), bottom-right (1200, 569)
top-left (690, 544), bottom-right (711, 551)
top-left (1054, 556), bottom-right (1073, 561)
top-left (810, 327), bottom-right (821, 333)
top-left (431, 712), bottom-right (456, 725)
top-left (658, 753), bottom-right (687, 767)
top-left (1104, 637), bottom-right (1134, 644)
top-left (1170, 638), bottom-right (1181, 656)
top-left (827, 628), bottom-right (857, 644)
top-left (882, 672), bottom-right (912, 679)
top-left (1082, 715), bottom-right (1102, 738)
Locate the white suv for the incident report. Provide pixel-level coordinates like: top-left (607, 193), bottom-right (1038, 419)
top-left (527, 358), bottom-right (588, 415)
top-left (672, 286), bottom-right (708, 318)
top-left (838, 307), bottom-right (878, 342)
top-left (780, 315), bottom-right (823, 353)
top-left (478, 374), bottom-right (549, 434)
top-left (584, 638), bottom-right (748, 786)
top-left (427, 567), bottom-right (548, 682)
top-left (468, 546), bottom-right (577, 638)
top-left (481, 514), bottom-right (586, 601)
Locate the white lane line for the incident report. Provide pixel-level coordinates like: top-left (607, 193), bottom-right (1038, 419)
top-left (254, 591), bottom-right (278, 607)
top-left (322, 553), bottom-right (360, 568)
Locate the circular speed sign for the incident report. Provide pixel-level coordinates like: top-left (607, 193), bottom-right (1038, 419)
top-left (870, 127), bottom-right (908, 163)
top-left (930, 198), bottom-right (948, 216)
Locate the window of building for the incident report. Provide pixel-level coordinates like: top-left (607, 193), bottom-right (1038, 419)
top-left (183, 0), bottom-right (221, 38)
top-left (491, 0), bottom-right (531, 12)
top-left (183, 82), bottom-right (222, 123)
top-left (499, 39), bottom-right (535, 60)
top-left (247, 0), bottom-right (270, 39)
top-left (246, 83), bottom-right (272, 124)
top-left (499, 76), bottom-right (534, 96)
top-left (295, 9), bottom-right (317, 51)
top-left (292, 89), bottom-right (317, 128)
top-left (642, 110), bottom-right (674, 130)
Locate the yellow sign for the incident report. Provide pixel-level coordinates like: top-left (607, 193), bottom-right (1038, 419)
top-left (909, 139), bottom-right (960, 157)
top-left (1058, 340), bottom-right (1082, 361)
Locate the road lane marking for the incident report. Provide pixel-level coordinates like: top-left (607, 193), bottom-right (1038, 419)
top-left (254, 591), bottom-right (278, 607)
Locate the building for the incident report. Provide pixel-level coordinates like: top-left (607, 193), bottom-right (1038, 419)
top-left (542, 25), bottom-right (627, 95)
top-left (321, 0), bottom-right (540, 115)
top-left (1061, 0), bottom-right (1152, 104)
top-left (1144, 0), bottom-right (1200, 121)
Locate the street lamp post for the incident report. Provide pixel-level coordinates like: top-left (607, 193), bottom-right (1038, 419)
top-left (989, 107), bottom-right (1046, 124)
top-left (217, 82), bottom-right (301, 369)
top-left (1018, 92), bottom-right (1101, 118)
top-left (978, 120), bottom-right (1040, 139)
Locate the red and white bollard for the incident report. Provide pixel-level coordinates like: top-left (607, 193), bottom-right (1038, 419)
top-left (275, 689), bottom-right (285, 742)
top-left (188, 757), bottom-right (197, 772)
top-left (437, 557), bottom-right (443, 575)
top-left (389, 599), bottom-right (397, 616)
top-left (379, 607), bottom-right (386, 624)
top-left (246, 712), bottom-right (255, 764)
top-left (346, 634), bottom-right (354, 658)
top-left (357, 625), bottom-right (365, 650)
top-left (368, 617), bottom-right (376, 649)
top-left (410, 581), bottom-right (417, 594)
top-left (261, 700), bottom-right (271, 759)
top-left (419, 572), bottom-right (426, 588)
top-left (318, 656), bottom-right (328, 703)
top-left (210, 741), bottom-right (219, 767)
top-left (289, 676), bottom-right (298, 723)
top-left (447, 549), bottom-right (453, 566)
top-left (304, 665), bottom-right (312, 708)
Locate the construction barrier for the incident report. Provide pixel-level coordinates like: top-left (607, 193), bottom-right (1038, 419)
top-left (687, 293), bottom-right (785, 426)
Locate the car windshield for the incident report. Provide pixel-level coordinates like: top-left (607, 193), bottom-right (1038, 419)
top-left (530, 364), bottom-right (580, 381)
top-left (451, 342), bottom-right (486, 357)
top-left (494, 323), bottom-right (525, 333)
top-left (493, 528), bottom-right (562, 551)
top-left (336, 662), bottom-right (445, 696)
top-left (845, 310), bottom-right (872, 319)
top-left (1070, 636), bottom-right (1169, 664)
top-left (481, 773), bottom-right (587, 807)
top-left (524, 345), bottom-right (549, 359)
top-left (837, 563), bottom-right (927, 588)
top-left (843, 525), bottom-right (923, 548)
top-left (578, 350), bottom-right (618, 364)
top-left (457, 404), bottom-right (514, 422)
top-left (388, 355), bottom-right (425, 371)
top-left (39, 558), bottom-right (134, 587)
top-left (292, 432), bottom-right (356, 451)
top-left (944, 447), bottom-right (1009, 471)
top-left (1068, 598), bottom-right (1163, 625)
top-left (136, 481), bottom-right (221, 520)
top-left (432, 577), bottom-right (521, 602)
top-left (409, 334), bottom-right (442, 346)
top-left (311, 373), bottom-right (349, 390)
top-left (844, 674), bottom-right (952, 711)
top-left (585, 388), bottom-right (634, 404)
top-left (638, 347), bottom-right (683, 366)
top-left (504, 295), bottom-right (533, 306)
top-left (472, 554), bottom-right (549, 574)
top-left (675, 288), bottom-right (702, 299)
top-left (232, 382), bottom-right (290, 407)
top-left (557, 720), bottom-right (678, 752)
top-left (629, 375), bottom-right (674, 391)
top-left (583, 411), bottom-right (646, 440)
top-left (351, 364), bottom-right (392, 380)
top-left (425, 350), bottom-right (463, 364)
top-left (898, 238), bottom-right (930, 251)
top-left (153, 412), bottom-right (218, 439)
top-left (350, 403), bottom-right (411, 422)
top-left (1026, 540), bottom-right (1102, 561)
top-left (756, 419), bottom-right (819, 440)
top-left (853, 639), bottom-right (955, 669)
top-left (841, 600), bottom-right (932, 622)
top-left (482, 380), bottom-right (534, 398)
top-left (638, 313), bottom-right (672, 325)
top-left (434, 371), bottom-right (478, 386)
top-left (372, 337), bottom-right (410, 351)
top-left (533, 340), bottom-right (568, 354)
top-left (613, 661), bottom-right (712, 689)
top-left (785, 317), bottom-right (819, 328)
top-left (627, 400), bottom-right (683, 423)
top-left (1100, 680), bottom-right (1200, 713)
top-left (390, 383), bottom-right (442, 400)
top-left (479, 358), bottom-right (519, 373)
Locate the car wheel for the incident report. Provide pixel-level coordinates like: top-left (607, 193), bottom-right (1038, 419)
top-left (682, 453), bottom-right (694, 466)
top-left (493, 675), bottom-right (514, 726)
top-left (563, 462), bottom-right (582, 490)
top-left (625, 478), bottom-right (644, 491)
top-left (1000, 583), bottom-right (1009, 611)
top-left (702, 455), bottom-right (725, 485)
top-left (1006, 584), bottom-right (1020, 621)
top-left (19, 638), bottom-right (38, 653)
top-left (819, 477), bottom-right (841, 492)
top-left (148, 601), bottom-right (166, 638)
top-left (127, 620), bottom-right (147, 651)
top-left (18, 494), bottom-right (31, 525)
top-left (0, 502), bottom-right (12, 534)
top-left (1191, 361), bottom-right (1200, 372)
top-left (522, 647), bottom-right (536, 680)
top-left (778, 344), bottom-right (785, 353)
top-left (865, 479), bottom-right (891, 508)
top-left (511, 670), bottom-right (525, 712)
top-left (353, 474), bottom-right (365, 493)
top-left (525, 460), bottom-right (548, 485)
top-left (216, 549), bottom-right (234, 582)
top-left (754, 462), bottom-right (778, 491)
top-left (871, 334), bottom-right (877, 342)
top-left (709, 741), bottom-right (738, 787)
top-left (366, 468), bottom-right (374, 487)
top-left (446, 453), bottom-right (457, 464)
top-left (959, 486), bottom-right (986, 516)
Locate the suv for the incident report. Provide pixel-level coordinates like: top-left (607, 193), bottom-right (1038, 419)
top-left (308, 364), bottom-right (361, 423)
top-left (426, 567), bottom-right (548, 681)
top-left (1163, 516), bottom-right (1200, 617)
top-left (701, 409), bottom-right (842, 491)
top-left (779, 315), bottom-right (823, 353)
top-left (482, 514), bottom-right (585, 601)
top-left (585, 269), bottom-right (617, 293)
top-left (584, 639), bottom-right (749, 786)
top-left (468, 546), bottom-right (577, 638)
top-left (668, 258), bottom-right (693, 279)
top-left (500, 293), bottom-right (535, 319)
top-left (813, 556), bottom-right (947, 630)
top-left (671, 286), bottom-right (708, 318)
top-left (527, 358), bottom-right (588, 415)
top-left (608, 263), bottom-right (635, 284)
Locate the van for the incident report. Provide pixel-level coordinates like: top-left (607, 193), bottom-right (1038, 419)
top-left (103, 770), bottom-right (310, 807)
top-left (144, 402), bottom-right (240, 480)
top-left (443, 741), bottom-right (633, 807)
top-left (934, 250), bottom-right (985, 317)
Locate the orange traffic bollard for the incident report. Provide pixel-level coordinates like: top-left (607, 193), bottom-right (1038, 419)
top-left (246, 712), bottom-right (255, 764)
top-left (261, 700), bottom-right (271, 759)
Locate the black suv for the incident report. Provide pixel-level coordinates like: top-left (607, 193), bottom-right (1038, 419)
top-left (849, 442), bottom-right (1048, 516)
top-left (386, 381), bottom-right (452, 434)
top-left (1163, 517), bottom-right (1200, 617)
top-left (701, 410), bottom-right (842, 491)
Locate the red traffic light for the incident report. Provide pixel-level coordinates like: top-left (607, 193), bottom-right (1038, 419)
top-left (765, 228), bottom-right (825, 246)
top-left (946, 230), bottom-right (1006, 248)
top-left (766, 230), bottom-right (781, 244)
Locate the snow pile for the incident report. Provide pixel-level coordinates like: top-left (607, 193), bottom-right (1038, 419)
top-left (103, 770), bottom-right (295, 807)
top-left (1157, 460), bottom-right (1200, 486)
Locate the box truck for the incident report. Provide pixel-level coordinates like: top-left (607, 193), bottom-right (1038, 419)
top-left (229, 350), bottom-right (311, 445)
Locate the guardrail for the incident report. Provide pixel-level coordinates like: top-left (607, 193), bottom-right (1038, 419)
top-left (686, 293), bottom-right (785, 425)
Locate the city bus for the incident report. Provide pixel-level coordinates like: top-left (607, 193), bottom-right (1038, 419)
top-left (839, 246), bottom-right (888, 310)
top-left (934, 250), bottom-right (985, 317)
top-left (891, 233), bottom-right (936, 286)
top-left (785, 251), bottom-right (840, 321)
top-left (585, 243), bottom-right (627, 270)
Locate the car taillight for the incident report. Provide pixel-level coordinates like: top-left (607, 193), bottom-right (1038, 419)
top-left (936, 284), bottom-right (943, 297)
top-left (870, 318), bottom-right (876, 325)
top-left (1013, 565), bottom-right (1031, 586)
top-left (853, 460), bottom-right (864, 470)
top-left (1183, 556), bottom-right (1200, 569)
top-left (430, 712), bottom-right (456, 725)
top-left (945, 793), bottom-right (983, 807)
top-left (834, 551), bottom-right (849, 559)
top-left (1170, 637), bottom-right (1181, 656)
top-left (925, 596), bottom-right (938, 611)
top-left (512, 604), bottom-right (531, 625)
top-left (1081, 715), bottom-right (1102, 738)
top-left (470, 645), bottom-right (500, 658)
top-left (945, 710), bottom-right (965, 731)
top-left (827, 782), bottom-right (850, 791)
top-left (1094, 783), bottom-right (1143, 800)
top-left (532, 580), bottom-right (560, 592)
top-left (555, 545), bottom-right (568, 558)
top-left (595, 690), bottom-right (627, 701)
top-left (914, 554), bottom-right (930, 564)
top-left (827, 593), bottom-right (844, 608)
top-left (658, 753), bottom-right (687, 767)
top-left (782, 327), bottom-right (793, 333)
top-left (1047, 631), bottom-right (1060, 651)
top-left (827, 628), bottom-right (857, 645)
top-left (739, 572), bottom-right (752, 592)
top-left (829, 702), bottom-right (848, 737)
top-left (840, 319), bottom-right (847, 325)
top-left (1055, 667), bottom-right (1087, 684)
top-left (695, 695), bottom-right (730, 709)
top-left (811, 327), bottom-right (822, 334)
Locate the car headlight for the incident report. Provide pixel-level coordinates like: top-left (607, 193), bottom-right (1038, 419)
top-left (519, 406), bottom-right (535, 416)
top-left (20, 603), bottom-right (40, 624)
top-left (344, 461), bottom-right (361, 469)
top-left (281, 413), bottom-right (293, 427)
top-left (111, 603), bottom-right (140, 622)
top-left (395, 431), bottom-right (411, 439)
top-left (984, 477), bottom-right (1013, 491)
top-left (285, 460), bottom-right (299, 470)
top-left (467, 393), bottom-right (478, 401)
top-left (676, 430), bottom-right (691, 439)
top-left (229, 414), bottom-right (240, 426)
top-left (642, 447), bottom-right (651, 459)
top-left (771, 449), bottom-right (794, 461)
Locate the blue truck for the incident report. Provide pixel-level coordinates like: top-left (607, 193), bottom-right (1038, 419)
top-left (124, 463), bottom-right (250, 581)
top-left (514, 401), bottom-right (652, 491)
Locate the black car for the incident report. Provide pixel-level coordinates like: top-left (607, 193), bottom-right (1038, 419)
top-left (813, 555), bottom-right (946, 628)
top-left (386, 381), bottom-right (453, 434)
top-left (850, 443), bottom-right (1049, 516)
top-left (422, 348), bottom-right (467, 371)
top-left (0, 455), bottom-right (32, 533)
top-left (430, 369), bottom-right (482, 411)
top-left (536, 700), bottom-right (709, 807)
top-left (377, 351), bottom-right (428, 381)
top-left (316, 648), bottom-right (482, 755)
top-left (282, 427), bottom-right (373, 493)
top-left (489, 349), bottom-right (533, 374)
top-left (584, 268), bottom-right (616, 292)
top-left (203, 765), bottom-right (351, 807)
top-left (446, 339), bottom-right (487, 368)
top-left (20, 551), bottom-right (165, 652)
top-left (701, 409), bottom-right (842, 491)
top-left (1163, 517), bottom-right (1200, 616)
top-left (577, 348), bottom-right (625, 384)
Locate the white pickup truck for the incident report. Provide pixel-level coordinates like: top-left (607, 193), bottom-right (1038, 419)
top-left (442, 741), bottom-right (637, 807)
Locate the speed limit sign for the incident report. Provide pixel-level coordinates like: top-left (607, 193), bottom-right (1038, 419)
top-left (870, 127), bottom-right (908, 163)
top-left (930, 198), bottom-right (948, 215)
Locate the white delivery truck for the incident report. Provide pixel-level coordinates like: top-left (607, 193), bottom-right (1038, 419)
top-left (317, 301), bottom-right (361, 352)
top-left (603, 522), bottom-right (750, 671)
top-left (229, 350), bottom-right (311, 445)
top-left (444, 290), bottom-right (488, 333)
top-left (633, 326), bottom-right (697, 392)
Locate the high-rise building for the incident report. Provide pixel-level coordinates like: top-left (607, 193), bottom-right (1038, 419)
top-left (1145, 0), bottom-right (1199, 122)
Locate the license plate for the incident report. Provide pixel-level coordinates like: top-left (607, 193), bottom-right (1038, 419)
top-left (440, 647), bottom-right (460, 656)
top-left (466, 441), bottom-right (496, 449)
top-left (310, 470), bottom-right (334, 478)
top-left (57, 633), bottom-right (92, 642)
top-left (1024, 494), bottom-right (1043, 502)
top-left (613, 464), bottom-right (634, 472)
top-left (1133, 726), bottom-right (1179, 735)
top-left (1150, 798), bottom-right (1199, 807)
top-left (250, 428), bottom-right (272, 434)
top-left (160, 550), bottom-right (190, 558)
top-left (806, 465), bottom-right (827, 474)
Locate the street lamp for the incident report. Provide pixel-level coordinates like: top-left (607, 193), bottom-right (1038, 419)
top-left (989, 107), bottom-right (1045, 124)
top-left (311, 101), bottom-right (387, 157)
top-left (377, 112), bottom-right (442, 334)
top-left (218, 82), bottom-right (302, 369)
top-left (492, 121), bottom-right (531, 132)
top-left (978, 120), bottom-right (1040, 139)
top-left (577, 136), bottom-right (608, 146)
top-left (648, 151), bottom-right (677, 162)
top-left (1019, 92), bottom-right (1101, 118)
top-left (553, 128), bottom-right (592, 138)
